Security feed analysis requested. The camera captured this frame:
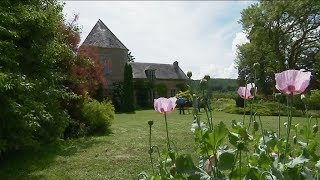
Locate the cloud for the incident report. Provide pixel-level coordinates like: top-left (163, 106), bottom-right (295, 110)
top-left (62, 1), bottom-right (253, 79)
top-left (232, 32), bottom-right (249, 55)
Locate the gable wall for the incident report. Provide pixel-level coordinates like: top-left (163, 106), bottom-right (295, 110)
top-left (98, 47), bottom-right (128, 92)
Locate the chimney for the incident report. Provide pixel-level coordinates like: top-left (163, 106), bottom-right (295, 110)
top-left (173, 61), bottom-right (178, 70)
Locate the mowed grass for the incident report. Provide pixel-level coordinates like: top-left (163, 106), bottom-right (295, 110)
top-left (0, 109), bottom-right (311, 179)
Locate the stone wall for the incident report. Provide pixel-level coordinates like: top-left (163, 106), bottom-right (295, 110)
top-left (97, 47), bottom-right (128, 93)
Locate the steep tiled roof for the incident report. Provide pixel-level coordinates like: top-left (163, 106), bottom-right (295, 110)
top-left (129, 62), bottom-right (188, 80)
top-left (82, 19), bottom-right (128, 50)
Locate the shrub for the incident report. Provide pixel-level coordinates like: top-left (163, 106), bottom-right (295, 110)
top-left (81, 99), bottom-right (114, 135)
top-left (224, 101), bottom-right (303, 116)
top-left (308, 90), bottom-right (320, 110)
top-left (211, 98), bottom-right (235, 111)
top-left (155, 83), bottom-right (167, 97)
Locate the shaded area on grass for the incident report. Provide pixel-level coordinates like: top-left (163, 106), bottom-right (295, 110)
top-left (0, 137), bottom-right (103, 179)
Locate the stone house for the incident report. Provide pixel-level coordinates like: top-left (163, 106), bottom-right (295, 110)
top-left (82, 19), bottom-right (188, 104)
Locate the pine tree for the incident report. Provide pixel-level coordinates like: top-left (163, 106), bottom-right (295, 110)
top-left (122, 63), bottom-right (135, 112)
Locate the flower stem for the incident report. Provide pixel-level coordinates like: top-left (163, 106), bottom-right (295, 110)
top-left (239, 150), bottom-right (242, 180)
top-left (248, 102), bottom-right (253, 129)
top-left (243, 99), bottom-right (246, 125)
top-left (148, 123), bottom-right (155, 174)
top-left (284, 94), bottom-right (293, 160)
top-left (278, 101), bottom-right (281, 138)
top-left (164, 113), bottom-right (170, 150)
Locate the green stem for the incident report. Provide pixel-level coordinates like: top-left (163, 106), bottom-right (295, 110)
top-left (284, 94), bottom-right (293, 160)
top-left (164, 113), bottom-right (170, 150)
top-left (259, 115), bottom-right (267, 154)
top-left (243, 99), bottom-right (246, 125)
top-left (239, 150), bottom-right (242, 180)
top-left (278, 101), bottom-right (281, 138)
top-left (248, 102), bottom-right (253, 129)
top-left (149, 124), bottom-right (155, 174)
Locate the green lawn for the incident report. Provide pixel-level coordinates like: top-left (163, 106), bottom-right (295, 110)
top-left (0, 110), bottom-right (310, 179)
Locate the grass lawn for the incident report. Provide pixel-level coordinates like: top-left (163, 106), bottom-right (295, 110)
top-left (0, 110), bottom-right (311, 179)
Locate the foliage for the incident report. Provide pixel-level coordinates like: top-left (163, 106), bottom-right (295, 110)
top-left (81, 99), bottom-right (114, 135)
top-left (59, 14), bottom-right (108, 138)
top-left (225, 100), bottom-right (304, 117)
top-left (141, 71), bottom-right (320, 179)
top-left (155, 83), bottom-right (167, 97)
top-left (307, 90), bottom-right (320, 110)
top-left (112, 82), bottom-right (123, 112)
top-left (127, 51), bottom-right (135, 62)
top-left (192, 79), bottom-right (238, 94)
top-left (134, 80), bottom-right (152, 109)
top-left (211, 98), bottom-right (235, 111)
top-left (175, 83), bottom-right (188, 92)
top-left (122, 63), bottom-right (135, 112)
top-left (69, 45), bottom-right (107, 97)
top-left (236, 0), bottom-right (320, 95)
top-left (212, 91), bottom-right (237, 100)
top-left (175, 90), bottom-right (192, 100)
top-left (0, 0), bottom-right (77, 153)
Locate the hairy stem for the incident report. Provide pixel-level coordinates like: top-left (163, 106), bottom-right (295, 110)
top-left (278, 101), bottom-right (281, 138)
top-left (149, 124), bottom-right (155, 174)
top-left (164, 113), bottom-right (170, 150)
top-left (284, 94), bottom-right (293, 160)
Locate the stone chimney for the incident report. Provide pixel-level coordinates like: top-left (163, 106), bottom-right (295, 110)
top-left (173, 61), bottom-right (179, 70)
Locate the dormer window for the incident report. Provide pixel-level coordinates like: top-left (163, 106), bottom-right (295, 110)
top-left (145, 69), bottom-right (156, 80)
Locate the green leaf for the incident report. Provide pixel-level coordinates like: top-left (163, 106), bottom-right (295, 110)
top-left (315, 160), bottom-right (320, 169)
top-left (213, 122), bottom-right (229, 147)
top-left (217, 150), bottom-right (236, 170)
top-left (286, 155), bottom-right (309, 168)
top-left (258, 151), bottom-right (272, 169)
top-left (228, 132), bottom-right (240, 147)
top-left (175, 154), bottom-right (197, 174)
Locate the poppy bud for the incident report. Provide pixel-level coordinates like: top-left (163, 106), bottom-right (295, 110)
top-left (253, 62), bottom-right (260, 70)
top-left (204, 75), bottom-right (210, 81)
top-left (148, 120), bottom-right (154, 126)
top-left (187, 71), bottom-right (192, 78)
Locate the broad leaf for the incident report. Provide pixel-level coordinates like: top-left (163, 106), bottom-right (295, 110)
top-left (217, 150), bottom-right (236, 170)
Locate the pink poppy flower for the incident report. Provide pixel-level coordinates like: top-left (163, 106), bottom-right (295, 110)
top-left (275, 70), bottom-right (311, 95)
top-left (237, 83), bottom-right (255, 99)
top-left (154, 97), bottom-right (177, 114)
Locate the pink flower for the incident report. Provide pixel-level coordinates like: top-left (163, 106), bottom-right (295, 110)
top-left (154, 97), bottom-right (177, 114)
top-left (275, 70), bottom-right (311, 95)
top-left (237, 83), bottom-right (255, 99)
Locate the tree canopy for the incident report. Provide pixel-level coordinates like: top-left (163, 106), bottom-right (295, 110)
top-left (236, 0), bottom-right (320, 94)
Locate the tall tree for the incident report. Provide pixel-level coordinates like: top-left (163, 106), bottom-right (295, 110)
top-left (0, 0), bottom-right (75, 152)
top-left (236, 0), bottom-right (320, 94)
top-left (122, 63), bottom-right (135, 112)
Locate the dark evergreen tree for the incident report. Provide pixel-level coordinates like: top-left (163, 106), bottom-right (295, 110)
top-left (122, 63), bottom-right (135, 112)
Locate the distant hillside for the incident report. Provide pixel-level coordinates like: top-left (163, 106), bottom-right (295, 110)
top-left (191, 78), bottom-right (238, 92)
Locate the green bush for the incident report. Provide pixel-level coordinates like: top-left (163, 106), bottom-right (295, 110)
top-left (307, 90), bottom-right (320, 110)
top-left (224, 101), bottom-right (303, 117)
top-left (82, 99), bottom-right (115, 135)
top-left (211, 91), bottom-right (237, 99)
top-left (211, 98), bottom-right (235, 111)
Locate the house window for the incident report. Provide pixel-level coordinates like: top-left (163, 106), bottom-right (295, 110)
top-left (104, 58), bottom-right (112, 75)
top-left (170, 89), bottom-right (176, 97)
top-left (145, 70), bottom-right (156, 80)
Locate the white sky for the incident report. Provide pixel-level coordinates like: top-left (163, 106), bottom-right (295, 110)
top-left (62, 1), bottom-right (253, 80)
